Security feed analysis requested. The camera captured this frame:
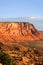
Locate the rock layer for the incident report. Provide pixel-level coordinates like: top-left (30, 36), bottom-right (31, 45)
top-left (0, 22), bottom-right (43, 43)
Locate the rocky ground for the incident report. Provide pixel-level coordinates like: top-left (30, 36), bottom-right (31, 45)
top-left (0, 42), bottom-right (43, 65)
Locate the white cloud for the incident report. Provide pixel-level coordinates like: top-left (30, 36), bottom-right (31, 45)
top-left (30, 17), bottom-right (37, 19)
top-left (27, 16), bottom-right (43, 20)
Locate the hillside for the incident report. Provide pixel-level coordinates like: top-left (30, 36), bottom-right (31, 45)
top-left (0, 41), bottom-right (43, 65)
top-left (0, 22), bottom-right (43, 43)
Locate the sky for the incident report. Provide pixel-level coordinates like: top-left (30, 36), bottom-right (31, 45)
top-left (0, 0), bottom-right (43, 30)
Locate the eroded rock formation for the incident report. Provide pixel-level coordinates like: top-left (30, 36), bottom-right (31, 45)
top-left (0, 22), bottom-right (43, 43)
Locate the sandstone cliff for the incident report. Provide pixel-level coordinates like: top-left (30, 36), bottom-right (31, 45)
top-left (0, 22), bottom-right (43, 43)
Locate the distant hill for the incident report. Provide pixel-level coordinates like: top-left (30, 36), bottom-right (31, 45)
top-left (40, 31), bottom-right (43, 33)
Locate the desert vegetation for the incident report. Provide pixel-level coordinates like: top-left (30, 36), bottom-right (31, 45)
top-left (0, 41), bottom-right (43, 65)
top-left (0, 49), bottom-right (16, 65)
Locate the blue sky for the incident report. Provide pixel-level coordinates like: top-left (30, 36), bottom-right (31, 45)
top-left (0, 0), bottom-right (43, 18)
top-left (0, 0), bottom-right (43, 30)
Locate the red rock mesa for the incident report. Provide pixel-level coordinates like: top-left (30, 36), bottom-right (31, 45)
top-left (0, 22), bottom-right (43, 43)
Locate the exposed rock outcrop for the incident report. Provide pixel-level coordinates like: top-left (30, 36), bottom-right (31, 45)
top-left (0, 22), bottom-right (43, 43)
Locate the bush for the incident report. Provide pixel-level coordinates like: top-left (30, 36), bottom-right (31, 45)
top-left (34, 49), bottom-right (41, 56)
top-left (0, 50), bottom-right (16, 65)
top-left (23, 51), bottom-right (27, 56)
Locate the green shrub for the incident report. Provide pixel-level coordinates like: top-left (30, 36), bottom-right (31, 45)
top-left (0, 50), bottom-right (16, 65)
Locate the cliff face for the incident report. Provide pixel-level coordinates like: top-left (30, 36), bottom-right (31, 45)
top-left (0, 22), bottom-right (43, 43)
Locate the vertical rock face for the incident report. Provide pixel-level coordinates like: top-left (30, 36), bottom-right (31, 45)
top-left (0, 22), bottom-right (43, 43)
